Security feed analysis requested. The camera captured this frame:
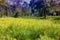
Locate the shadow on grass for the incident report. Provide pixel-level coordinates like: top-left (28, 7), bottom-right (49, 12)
top-left (54, 17), bottom-right (60, 20)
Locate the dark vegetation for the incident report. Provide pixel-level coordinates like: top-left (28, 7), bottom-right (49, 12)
top-left (0, 0), bottom-right (60, 18)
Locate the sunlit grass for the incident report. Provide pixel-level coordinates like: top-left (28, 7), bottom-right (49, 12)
top-left (0, 16), bottom-right (60, 40)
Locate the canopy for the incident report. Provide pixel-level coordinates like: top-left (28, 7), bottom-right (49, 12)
top-left (6, 0), bottom-right (31, 6)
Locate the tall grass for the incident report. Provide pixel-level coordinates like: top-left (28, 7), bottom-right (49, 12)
top-left (0, 17), bottom-right (60, 40)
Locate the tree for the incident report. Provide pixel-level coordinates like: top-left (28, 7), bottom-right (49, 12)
top-left (21, 1), bottom-right (30, 16)
top-left (6, 0), bottom-right (23, 16)
top-left (0, 0), bottom-right (6, 5)
top-left (29, 0), bottom-right (46, 17)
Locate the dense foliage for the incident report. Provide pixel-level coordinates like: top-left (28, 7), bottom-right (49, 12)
top-left (5, 0), bottom-right (47, 18)
top-left (0, 0), bottom-right (60, 18)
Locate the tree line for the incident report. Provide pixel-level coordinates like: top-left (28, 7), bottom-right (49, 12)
top-left (0, 0), bottom-right (60, 18)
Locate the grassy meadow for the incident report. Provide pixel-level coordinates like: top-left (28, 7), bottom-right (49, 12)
top-left (0, 16), bottom-right (60, 40)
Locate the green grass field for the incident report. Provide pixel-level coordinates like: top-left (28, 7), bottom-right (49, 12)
top-left (0, 16), bottom-right (60, 40)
